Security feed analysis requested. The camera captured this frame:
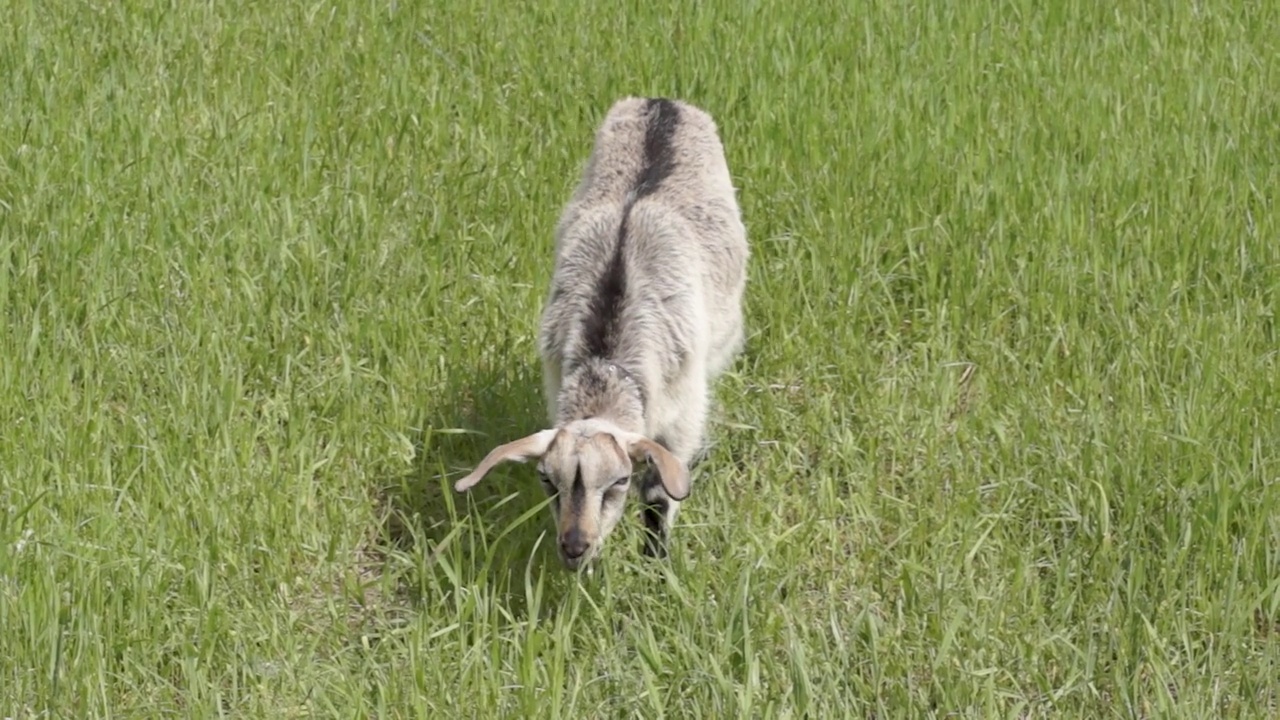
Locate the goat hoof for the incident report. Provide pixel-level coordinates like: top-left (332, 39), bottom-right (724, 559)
top-left (641, 536), bottom-right (669, 559)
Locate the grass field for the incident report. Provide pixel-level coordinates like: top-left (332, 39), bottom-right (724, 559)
top-left (2, 0), bottom-right (1278, 717)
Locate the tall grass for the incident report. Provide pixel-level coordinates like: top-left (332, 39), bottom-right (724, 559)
top-left (1, 0), bottom-right (1277, 716)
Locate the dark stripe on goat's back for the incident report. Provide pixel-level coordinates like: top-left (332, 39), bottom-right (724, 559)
top-left (582, 223), bottom-right (628, 357)
top-left (582, 98), bottom-right (681, 359)
top-left (635, 98), bottom-right (681, 198)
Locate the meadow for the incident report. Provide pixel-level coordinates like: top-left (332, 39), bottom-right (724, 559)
top-left (1, 0), bottom-right (1278, 716)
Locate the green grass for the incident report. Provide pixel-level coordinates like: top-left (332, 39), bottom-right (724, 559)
top-left (2, 0), bottom-right (1278, 716)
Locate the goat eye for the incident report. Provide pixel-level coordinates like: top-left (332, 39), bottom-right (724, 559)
top-left (537, 472), bottom-right (557, 494)
top-left (612, 476), bottom-right (630, 488)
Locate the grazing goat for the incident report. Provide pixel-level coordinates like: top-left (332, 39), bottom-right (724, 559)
top-left (455, 96), bottom-right (749, 570)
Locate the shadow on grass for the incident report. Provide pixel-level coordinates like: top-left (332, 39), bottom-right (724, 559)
top-left (374, 359), bottom-right (573, 616)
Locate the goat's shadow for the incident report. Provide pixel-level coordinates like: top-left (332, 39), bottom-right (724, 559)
top-left (376, 359), bottom-right (578, 616)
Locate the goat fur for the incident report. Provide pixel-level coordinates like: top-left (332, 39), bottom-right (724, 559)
top-left (456, 96), bottom-right (748, 566)
top-left (539, 96), bottom-right (749, 520)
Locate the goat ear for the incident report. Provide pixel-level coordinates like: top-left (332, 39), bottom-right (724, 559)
top-left (625, 436), bottom-right (690, 501)
top-left (454, 429), bottom-right (558, 492)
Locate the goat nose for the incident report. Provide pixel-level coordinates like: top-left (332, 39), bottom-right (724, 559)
top-left (560, 529), bottom-right (589, 559)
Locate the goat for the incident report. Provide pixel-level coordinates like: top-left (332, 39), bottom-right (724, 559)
top-left (455, 96), bottom-right (749, 570)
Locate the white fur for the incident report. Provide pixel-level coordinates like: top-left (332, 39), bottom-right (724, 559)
top-left (538, 96), bottom-right (749, 534)
top-left (458, 97), bottom-right (748, 566)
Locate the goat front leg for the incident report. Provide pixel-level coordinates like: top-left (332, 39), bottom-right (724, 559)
top-left (638, 396), bottom-right (706, 558)
top-left (640, 473), bottom-right (681, 558)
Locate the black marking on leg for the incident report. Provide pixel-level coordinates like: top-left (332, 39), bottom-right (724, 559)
top-left (641, 497), bottom-right (670, 558)
top-left (640, 463), bottom-right (672, 558)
